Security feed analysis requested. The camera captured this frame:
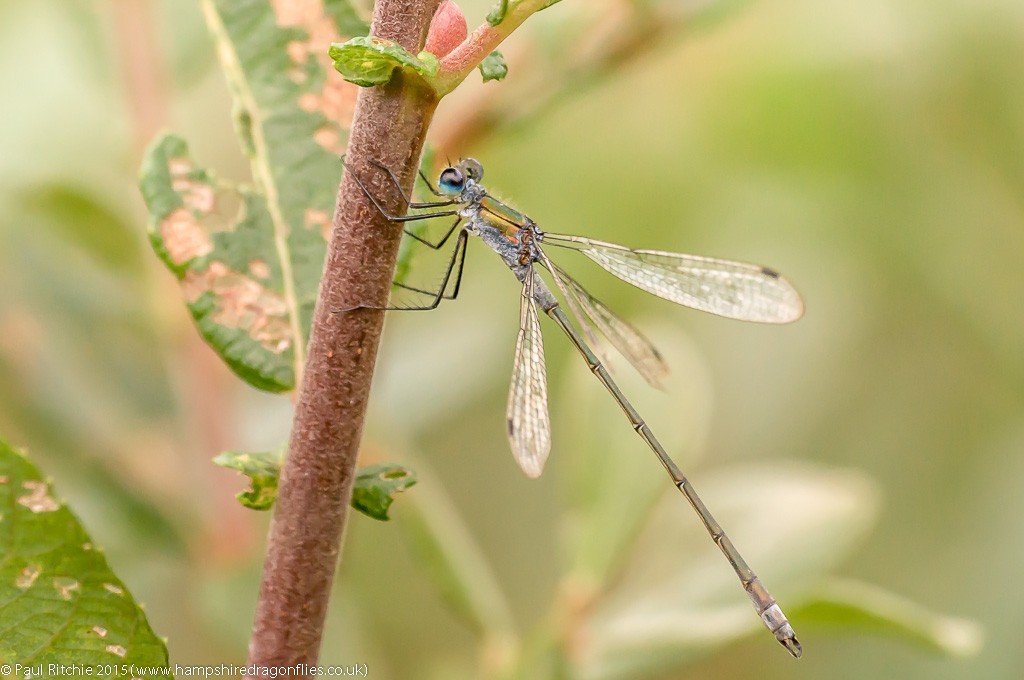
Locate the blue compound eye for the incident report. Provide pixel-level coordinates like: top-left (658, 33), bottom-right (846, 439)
top-left (438, 167), bottom-right (464, 195)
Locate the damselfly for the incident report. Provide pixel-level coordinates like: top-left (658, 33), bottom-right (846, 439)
top-left (345, 158), bottom-right (804, 657)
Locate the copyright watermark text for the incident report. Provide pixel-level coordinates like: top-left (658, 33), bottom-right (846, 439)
top-left (2, 664), bottom-right (369, 678)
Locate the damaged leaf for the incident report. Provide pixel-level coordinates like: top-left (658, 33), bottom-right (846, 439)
top-left (352, 463), bottom-right (418, 521)
top-left (0, 439), bottom-right (170, 671)
top-left (141, 0), bottom-right (364, 392)
top-left (141, 134), bottom-right (302, 392)
top-left (214, 450), bottom-right (416, 521)
top-left (213, 449), bottom-right (283, 510)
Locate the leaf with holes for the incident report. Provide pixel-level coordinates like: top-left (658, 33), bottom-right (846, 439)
top-left (351, 464), bottom-right (418, 521)
top-left (213, 449), bottom-right (283, 510)
top-left (214, 451), bottom-right (416, 521)
top-left (0, 439), bottom-right (169, 671)
top-left (329, 36), bottom-right (440, 87)
top-left (140, 0), bottom-right (367, 392)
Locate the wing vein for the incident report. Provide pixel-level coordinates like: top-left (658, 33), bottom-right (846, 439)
top-left (551, 263), bottom-right (669, 389)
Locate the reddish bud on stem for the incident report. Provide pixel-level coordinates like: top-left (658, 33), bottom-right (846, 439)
top-left (423, 0), bottom-right (468, 59)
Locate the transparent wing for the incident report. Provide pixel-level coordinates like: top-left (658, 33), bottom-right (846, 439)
top-left (544, 233), bottom-right (804, 323)
top-left (550, 263), bottom-right (669, 389)
top-left (533, 245), bottom-right (610, 359)
top-left (507, 271), bottom-right (552, 479)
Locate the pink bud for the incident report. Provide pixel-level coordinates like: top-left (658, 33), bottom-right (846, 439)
top-left (423, 0), bottom-right (468, 59)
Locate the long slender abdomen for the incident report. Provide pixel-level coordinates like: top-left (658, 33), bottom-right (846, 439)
top-left (544, 303), bottom-right (801, 657)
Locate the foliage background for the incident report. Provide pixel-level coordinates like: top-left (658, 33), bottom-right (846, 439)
top-left (1, 0), bottom-right (1022, 677)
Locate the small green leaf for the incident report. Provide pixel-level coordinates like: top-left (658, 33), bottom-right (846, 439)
top-left (213, 450), bottom-right (283, 510)
top-left (352, 464), bottom-right (417, 521)
top-left (0, 439), bottom-right (170, 671)
top-left (329, 36), bottom-right (440, 87)
top-left (479, 51), bottom-right (509, 82)
top-left (416, 50), bottom-right (441, 77)
top-left (486, 0), bottom-right (509, 26)
top-left (214, 452), bottom-right (415, 521)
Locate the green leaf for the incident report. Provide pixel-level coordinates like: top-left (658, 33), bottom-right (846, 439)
top-left (351, 464), bottom-right (418, 521)
top-left (479, 51), bottom-right (509, 82)
top-left (0, 440), bottom-right (170, 671)
top-left (329, 36), bottom-right (440, 87)
top-left (486, 0), bottom-right (510, 26)
top-left (212, 449), bottom-right (283, 510)
top-left (140, 134), bottom-right (298, 392)
top-left (214, 451), bottom-right (415, 521)
top-left (140, 0), bottom-right (363, 392)
top-left (793, 579), bottom-right (983, 656)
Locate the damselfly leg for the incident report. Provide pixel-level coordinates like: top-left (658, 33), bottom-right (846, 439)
top-left (402, 216), bottom-right (463, 250)
top-left (390, 229), bottom-right (469, 304)
top-left (345, 163), bottom-right (461, 223)
top-left (333, 161), bottom-right (470, 312)
top-left (365, 158), bottom-right (455, 207)
top-left (333, 229), bottom-right (469, 312)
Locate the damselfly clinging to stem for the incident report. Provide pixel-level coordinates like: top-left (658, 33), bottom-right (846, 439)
top-left (341, 158), bottom-right (805, 657)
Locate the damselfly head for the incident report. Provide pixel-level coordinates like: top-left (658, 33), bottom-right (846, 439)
top-left (438, 158), bottom-right (485, 196)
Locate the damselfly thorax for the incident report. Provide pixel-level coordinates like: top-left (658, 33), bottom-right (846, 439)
top-left (462, 191), bottom-right (546, 269)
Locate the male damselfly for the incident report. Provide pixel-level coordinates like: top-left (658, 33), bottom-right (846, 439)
top-left (342, 158), bottom-right (804, 657)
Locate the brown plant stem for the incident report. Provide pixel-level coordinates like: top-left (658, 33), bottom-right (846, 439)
top-left (246, 0), bottom-right (442, 671)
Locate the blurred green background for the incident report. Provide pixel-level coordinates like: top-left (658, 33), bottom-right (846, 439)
top-left (1, 0), bottom-right (1022, 677)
